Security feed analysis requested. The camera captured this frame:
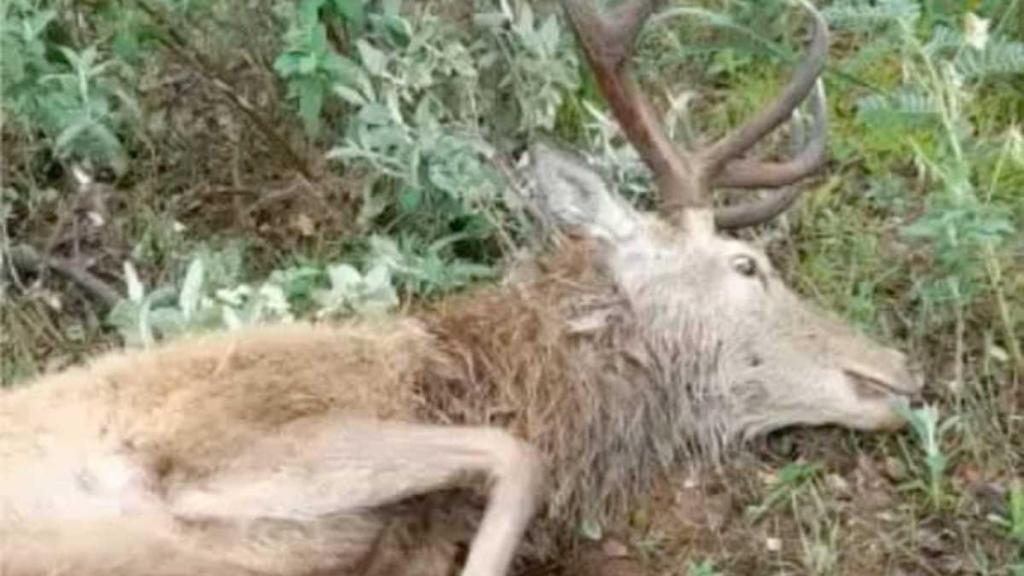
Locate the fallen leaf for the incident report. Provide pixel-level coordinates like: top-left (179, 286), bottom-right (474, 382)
top-left (601, 538), bottom-right (630, 558)
top-left (292, 213), bottom-right (316, 237)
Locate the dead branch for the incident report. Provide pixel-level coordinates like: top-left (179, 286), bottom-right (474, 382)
top-left (6, 245), bottom-right (122, 308)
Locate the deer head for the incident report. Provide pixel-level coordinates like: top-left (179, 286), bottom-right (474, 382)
top-left (526, 0), bottom-right (922, 440)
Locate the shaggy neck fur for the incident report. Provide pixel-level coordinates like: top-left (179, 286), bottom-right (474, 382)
top-left (416, 239), bottom-right (737, 541)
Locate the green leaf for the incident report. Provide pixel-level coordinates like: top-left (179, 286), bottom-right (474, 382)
top-left (298, 0), bottom-right (326, 25)
top-left (332, 84), bottom-right (366, 106)
top-left (538, 15), bottom-right (560, 56)
top-left (148, 306), bottom-right (186, 338)
top-left (54, 116), bottom-right (97, 154)
top-left (309, 23), bottom-right (328, 55)
top-left (123, 261), bottom-right (145, 302)
top-left (1010, 479), bottom-right (1024, 542)
top-left (273, 52), bottom-right (303, 77)
top-left (517, 2), bottom-right (534, 34)
top-left (374, 13), bottom-right (411, 46)
top-left (222, 306), bottom-right (243, 330)
top-left (326, 263), bottom-right (362, 292)
top-left (356, 39), bottom-right (387, 76)
top-left (111, 27), bottom-right (142, 61)
top-left (579, 518), bottom-right (602, 541)
top-left (381, 0), bottom-right (401, 17)
top-left (323, 52), bottom-right (374, 100)
top-left (26, 9), bottom-right (57, 37)
top-left (87, 124), bottom-right (128, 174)
top-left (179, 257), bottom-right (205, 320)
top-left (56, 45), bottom-right (85, 72)
top-left (297, 53), bottom-right (319, 75)
top-left (297, 78), bottom-right (325, 135)
top-left (331, 0), bottom-right (366, 30)
top-left (398, 186), bottom-right (422, 211)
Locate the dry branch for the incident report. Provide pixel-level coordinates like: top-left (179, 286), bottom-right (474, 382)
top-left (6, 245), bottom-right (122, 308)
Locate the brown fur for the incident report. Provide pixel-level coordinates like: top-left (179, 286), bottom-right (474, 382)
top-left (419, 239), bottom-right (688, 533)
top-left (2, 318), bottom-right (441, 575)
top-left (0, 239), bottom-right (692, 575)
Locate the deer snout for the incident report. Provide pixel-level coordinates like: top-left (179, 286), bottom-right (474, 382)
top-left (845, 350), bottom-right (923, 401)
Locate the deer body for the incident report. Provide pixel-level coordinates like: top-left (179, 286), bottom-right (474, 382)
top-left (0, 240), bottom-right (714, 575)
top-left (2, 2), bottom-right (924, 575)
top-left (1, 232), bottom-right (916, 576)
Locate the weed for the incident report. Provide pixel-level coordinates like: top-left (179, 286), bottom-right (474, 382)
top-left (993, 479), bottom-right (1024, 553)
top-left (2, 0), bottom-right (139, 174)
top-left (893, 400), bottom-right (959, 509)
top-left (686, 559), bottom-right (721, 576)
top-left (746, 461), bottom-right (822, 523)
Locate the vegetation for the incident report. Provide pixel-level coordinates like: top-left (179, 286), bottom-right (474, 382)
top-left (1, 0), bottom-right (1021, 573)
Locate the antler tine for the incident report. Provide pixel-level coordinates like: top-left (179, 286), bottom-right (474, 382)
top-left (714, 80), bottom-right (827, 229)
top-left (562, 0), bottom-right (705, 220)
top-left (715, 80), bottom-right (827, 190)
top-left (701, 0), bottom-right (829, 176)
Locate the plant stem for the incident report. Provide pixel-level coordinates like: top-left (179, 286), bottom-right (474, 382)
top-left (984, 246), bottom-right (1023, 396)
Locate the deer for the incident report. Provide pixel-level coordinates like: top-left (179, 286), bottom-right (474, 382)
top-left (0, 1), bottom-right (923, 575)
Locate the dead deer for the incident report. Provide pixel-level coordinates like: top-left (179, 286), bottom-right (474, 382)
top-left (1, 1), bottom-right (923, 575)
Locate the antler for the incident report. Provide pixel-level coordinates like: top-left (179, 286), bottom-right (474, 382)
top-left (561, 0), bottom-right (830, 230)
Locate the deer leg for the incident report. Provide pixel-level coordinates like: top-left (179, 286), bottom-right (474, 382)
top-left (170, 420), bottom-right (545, 576)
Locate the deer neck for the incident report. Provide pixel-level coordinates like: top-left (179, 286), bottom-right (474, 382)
top-left (415, 240), bottom-right (732, 533)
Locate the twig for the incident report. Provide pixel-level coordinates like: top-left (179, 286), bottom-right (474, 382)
top-left (324, 18), bottom-right (350, 56)
top-left (989, 250), bottom-right (1024, 372)
top-left (866, 523), bottom-right (944, 576)
top-left (133, 0), bottom-right (318, 181)
top-left (6, 245), bottom-right (122, 308)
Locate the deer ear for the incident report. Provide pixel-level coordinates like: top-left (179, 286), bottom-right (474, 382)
top-left (526, 143), bottom-right (640, 242)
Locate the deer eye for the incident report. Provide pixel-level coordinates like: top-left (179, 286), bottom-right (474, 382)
top-left (730, 255), bottom-right (758, 277)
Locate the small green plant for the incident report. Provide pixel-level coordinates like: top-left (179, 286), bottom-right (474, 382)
top-left (892, 399), bottom-right (959, 508)
top-left (475, 1), bottom-right (579, 134)
top-left (103, 243), bottom-right (421, 347)
top-left (991, 478), bottom-right (1024, 549)
top-left (105, 255), bottom-right (296, 347)
top-left (107, 259), bottom-right (210, 348)
top-left (2, 1), bottom-right (139, 174)
top-left (312, 262), bottom-right (397, 318)
top-left (273, 0), bottom-right (370, 136)
top-left (1012, 480), bottom-right (1024, 544)
top-left (365, 234), bottom-right (496, 297)
top-left (687, 559), bottom-right (722, 576)
top-left (1006, 480), bottom-right (1024, 576)
top-left (746, 461), bottom-right (822, 523)
top-left (789, 478), bottom-right (842, 576)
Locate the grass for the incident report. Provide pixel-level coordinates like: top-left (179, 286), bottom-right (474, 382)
top-left (1, 0), bottom-right (1021, 573)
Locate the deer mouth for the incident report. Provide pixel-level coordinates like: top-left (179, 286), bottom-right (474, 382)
top-left (845, 369), bottom-right (918, 400)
